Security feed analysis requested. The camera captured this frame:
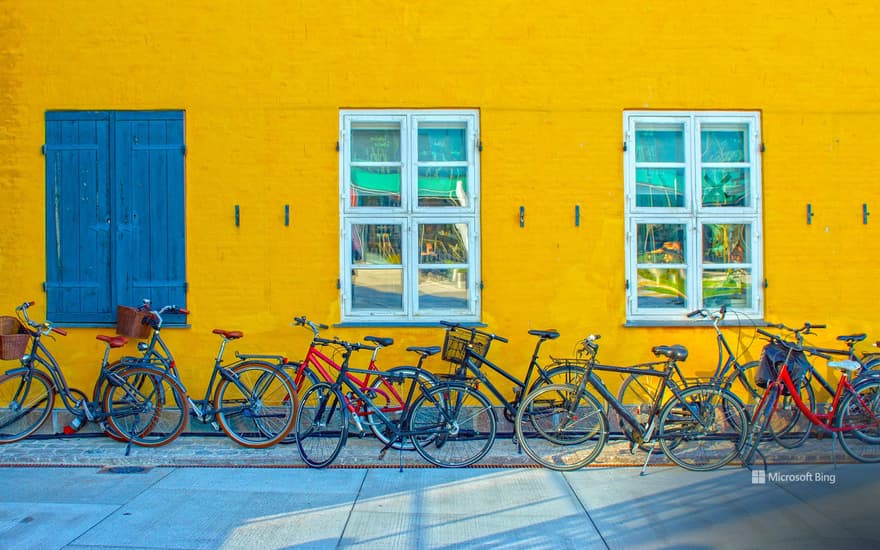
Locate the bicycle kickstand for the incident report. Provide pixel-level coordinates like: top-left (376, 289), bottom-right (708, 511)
top-left (640, 444), bottom-right (656, 476)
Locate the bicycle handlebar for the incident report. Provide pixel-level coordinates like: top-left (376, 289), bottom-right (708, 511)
top-left (15, 301), bottom-right (67, 337)
top-left (313, 336), bottom-right (376, 352)
top-left (440, 320), bottom-right (508, 344)
top-left (686, 305), bottom-right (726, 322)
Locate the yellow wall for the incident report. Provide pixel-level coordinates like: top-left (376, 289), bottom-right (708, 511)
top-left (2, 0), bottom-right (879, 397)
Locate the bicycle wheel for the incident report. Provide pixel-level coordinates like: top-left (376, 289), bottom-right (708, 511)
top-left (295, 382), bottom-right (347, 468)
top-left (514, 384), bottom-right (608, 471)
top-left (836, 378), bottom-right (880, 463)
top-left (214, 362), bottom-right (297, 448)
top-left (658, 385), bottom-right (747, 471)
top-left (93, 359), bottom-right (165, 443)
top-left (409, 382), bottom-right (497, 468)
top-left (740, 385), bottom-right (780, 466)
top-left (367, 366), bottom-right (437, 451)
top-left (534, 363), bottom-right (608, 413)
top-left (617, 373), bottom-right (665, 452)
top-left (102, 366), bottom-right (189, 447)
top-left (0, 370), bottom-right (55, 443)
top-left (280, 365), bottom-right (319, 444)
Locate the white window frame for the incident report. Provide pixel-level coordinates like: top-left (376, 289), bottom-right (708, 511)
top-left (339, 109), bottom-right (481, 323)
top-left (624, 111), bottom-right (763, 323)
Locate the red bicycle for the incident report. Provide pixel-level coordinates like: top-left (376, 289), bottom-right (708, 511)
top-left (283, 316), bottom-right (438, 449)
top-left (743, 328), bottom-right (880, 465)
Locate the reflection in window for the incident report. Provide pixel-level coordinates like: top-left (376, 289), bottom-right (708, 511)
top-left (352, 224), bottom-right (401, 264)
top-left (351, 269), bottom-right (403, 311)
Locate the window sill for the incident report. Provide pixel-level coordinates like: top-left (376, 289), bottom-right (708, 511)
top-left (625, 319), bottom-right (768, 328)
top-left (334, 321), bottom-right (487, 329)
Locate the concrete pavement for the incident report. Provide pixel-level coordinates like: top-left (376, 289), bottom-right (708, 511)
top-left (0, 463), bottom-right (877, 549)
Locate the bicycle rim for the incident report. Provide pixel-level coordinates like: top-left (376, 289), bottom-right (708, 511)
top-left (368, 366), bottom-right (437, 451)
top-left (836, 379), bottom-right (880, 463)
top-left (514, 384), bottom-right (608, 471)
top-left (409, 383), bottom-right (497, 467)
top-left (0, 370), bottom-right (55, 443)
top-left (658, 385), bottom-right (747, 471)
top-left (102, 366), bottom-right (188, 447)
top-left (295, 383), bottom-right (347, 467)
top-left (215, 363), bottom-right (297, 448)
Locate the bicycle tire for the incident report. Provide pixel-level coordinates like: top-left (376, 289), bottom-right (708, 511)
top-left (102, 365), bottom-right (188, 447)
top-left (367, 366), bottom-right (438, 451)
top-left (835, 378), bottom-right (880, 463)
top-left (617, 373), bottom-right (663, 452)
top-left (295, 382), bottom-right (347, 468)
top-left (514, 383), bottom-right (608, 471)
top-left (740, 385), bottom-right (780, 466)
top-left (93, 359), bottom-right (163, 443)
top-left (214, 362), bottom-right (297, 448)
top-left (408, 382), bottom-right (497, 468)
top-left (0, 370), bottom-right (55, 443)
top-left (658, 385), bottom-right (747, 471)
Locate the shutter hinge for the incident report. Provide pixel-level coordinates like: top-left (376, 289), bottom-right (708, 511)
top-left (336, 141), bottom-right (340, 152)
top-left (42, 281), bottom-right (47, 292)
top-left (622, 142), bottom-right (627, 152)
top-left (625, 279), bottom-right (630, 290)
top-left (760, 142), bottom-right (765, 152)
top-left (185, 281), bottom-right (189, 293)
top-left (763, 278), bottom-right (768, 289)
top-left (41, 144), bottom-right (46, 155)
top-left (182, 144), bottom-right (187, 156)
top-left (477, 140), bottom-right (483, 152)
top-left (479, 280), bottom-right (484, 290)
top-left (337, 278), bottom-right (341, 289)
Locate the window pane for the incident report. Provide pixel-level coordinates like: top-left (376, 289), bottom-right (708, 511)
top-left (635, 127), bottom-right (684, 163)
top-left (418, 125), bottom-right (466, 162)
top-left (419, 223), bottom-right (468, 264)
top-left (419, 268), bottom-right (468, 310)
top-left (418, 167), bottom-right (468, 207)
top-left (637, 268), bottom-right (686, 308)
top-left (350, 167), bottom-right (401, 207)
top-left (636, 224), bottom-right (686, 264)
top-left (351, 127), bottom-right (401, 162)
top-left (636, 168), bottom-right (686, 207)
top-left (702, 168), bottom-right (749, 207)
top-left (703, 224), bottom-right (750, 264)
top-left (351, 268), bottom-right (403, 311)
top-left (352, 224), bottom-right (401, 264)
top-left (703, 268), bottom-right (751, 308)
top-left (701, 127), bottom-right (748, 163)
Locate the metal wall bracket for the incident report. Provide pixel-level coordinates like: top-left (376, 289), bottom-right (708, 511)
top-left (864, 203), bottom-right (870, 225)
top-left (519, 206), bottom-right (525, 227)
top-left (285, 204), bottom-right (290, 226)
top-left (235, 205), bottom-right (240, 227)
top-left (575, 205), bottom-right (580, 227)
top-left (806, 204), bottom-right (813, 225)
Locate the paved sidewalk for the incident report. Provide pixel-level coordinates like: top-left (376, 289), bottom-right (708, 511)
top-left (0, 432), bottom-right (860, 469)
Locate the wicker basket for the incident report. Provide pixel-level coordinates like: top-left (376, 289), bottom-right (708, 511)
top-left (116, 306), bottom-right (152, 339)
top-left (0, 316), bottom-right (30, 361)
top-left (442, 326), bottom-right (492, 365)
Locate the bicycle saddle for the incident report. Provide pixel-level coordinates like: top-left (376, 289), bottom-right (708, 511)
top-left (212, 329), bottom-right (243, 340)
top-left (528, 329), bottom-right (560, 340)
top-left (96, 334), bottom-right (129, 348)
top-left (837, 334), bottom-right (866, 343)
top-left (406, 345), bottom-right (441, 357)
top-left (365, 336), bottom-right (393, 347)
top-left (651, 345), bottom-right (688, 361)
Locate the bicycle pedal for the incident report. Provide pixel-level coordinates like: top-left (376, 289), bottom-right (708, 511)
top-left (210, 421), bottom-right (220, 431)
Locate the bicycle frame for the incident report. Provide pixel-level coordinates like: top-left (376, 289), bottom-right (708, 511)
top-left (14, 333), bottom-right (84, 415)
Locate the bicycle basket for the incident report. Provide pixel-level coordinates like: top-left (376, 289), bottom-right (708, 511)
top-left (116, 306), bottom-right (152, 339)
top-left (0, 316), bottom-right (30, 360)
top-left (442, 326), bottom-right (491, 365)
top-left (756, 342), bottom-right (810, 390)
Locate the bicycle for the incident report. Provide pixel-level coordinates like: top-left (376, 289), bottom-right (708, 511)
top-left (514, 335), bottom-right (748, 473)
top-left (742, 328), bottom-right (880, 465)
top-left (294, 336), bottom-right (496, 468)
top-left (439, 322), bottom-right (594, 428)
top-left (95, 301), bottom-right (298, 448)
top-left (0, 301), bottom-right (187, 448)
top-left (283, 316), bottom-right (438, 450)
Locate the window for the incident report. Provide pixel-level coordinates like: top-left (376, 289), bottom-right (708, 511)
top-left (623, 111), bottom-right (762, 322)
top-left (44, 111), bottom-right (186, 325)
top-left (339, 110), bottom-right (480, 323)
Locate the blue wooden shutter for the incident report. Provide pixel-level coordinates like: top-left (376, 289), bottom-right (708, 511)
top-left (114, 111), bottom-right (187, 320)
top-left (44, 112), bottom-right (114, 323)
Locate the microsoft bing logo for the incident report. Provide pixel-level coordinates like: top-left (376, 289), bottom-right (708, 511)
top-left (752, 470), bottom-right (766, 484)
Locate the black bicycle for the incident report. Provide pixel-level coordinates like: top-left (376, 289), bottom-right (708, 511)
top-left (515, 335), bottom-right (748, 473)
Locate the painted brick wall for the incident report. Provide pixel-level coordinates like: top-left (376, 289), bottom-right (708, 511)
top-left (1, 1), bottom-right (879, 393)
